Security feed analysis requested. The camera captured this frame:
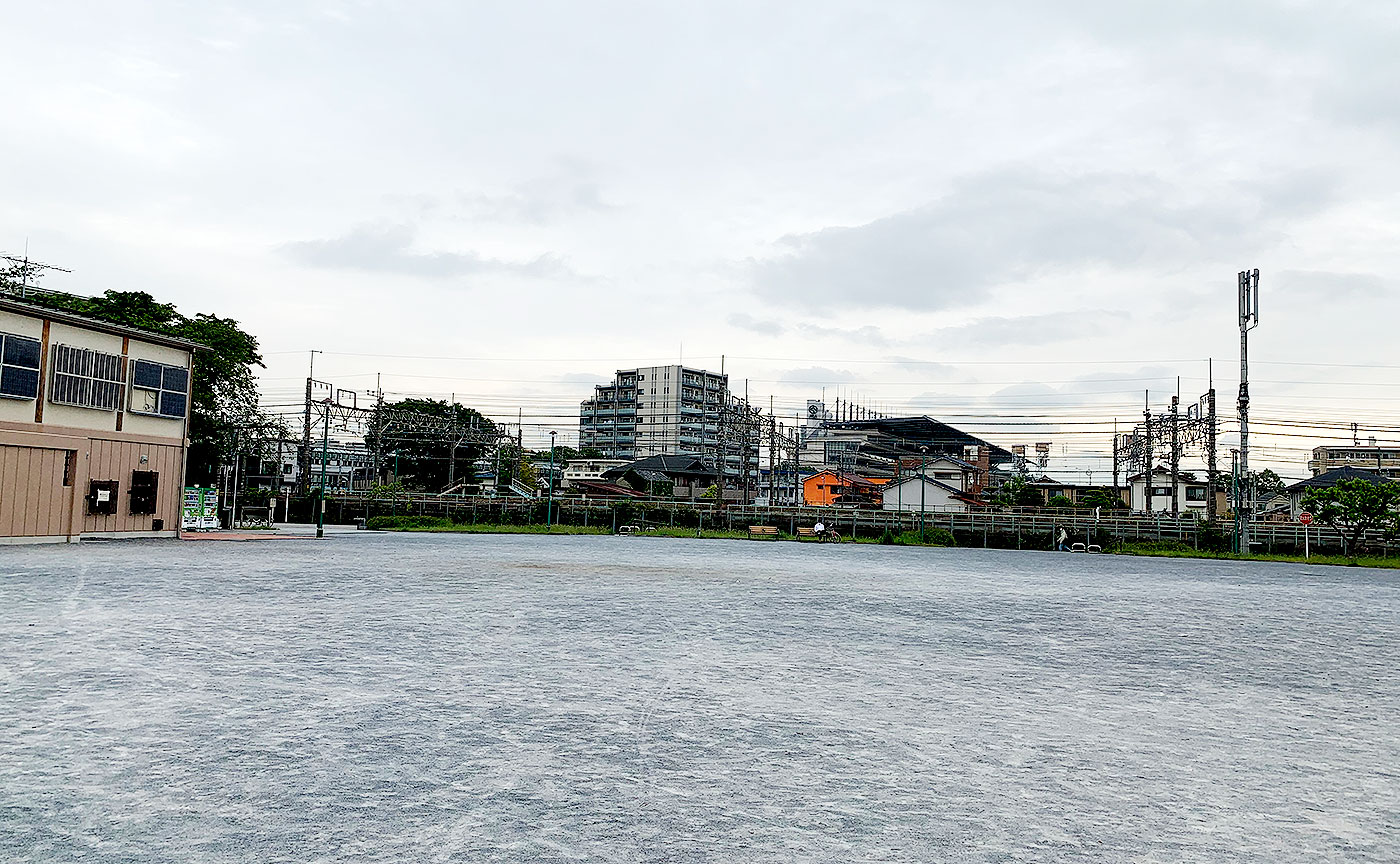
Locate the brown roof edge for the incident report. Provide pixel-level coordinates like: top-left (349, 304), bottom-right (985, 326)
top-left (0, 297), bottom-right (208, 352)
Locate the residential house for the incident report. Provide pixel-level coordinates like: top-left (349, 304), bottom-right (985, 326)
top-left (881, 474), bottom-right (976, 513)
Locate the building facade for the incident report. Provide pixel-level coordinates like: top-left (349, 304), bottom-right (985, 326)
top-left (1127, 470), bottom-right (1226, 514)
top-left (580, 365), bottom-right (726, 459)
top-left (578, 365), bottom-right (757, 479)
top-left (881, 475), bottom-right (973, 513)
top-left (239, 438), bottom-right (373, 494)
top-left (1308, 444), bottom-right (1400, 480)
top-left (0, 299), bottom-right (197, 543)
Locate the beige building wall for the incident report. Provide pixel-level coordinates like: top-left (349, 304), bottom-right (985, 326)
top-left (42, 321), bottom-right (125, 432)
top-left (0, 443), bottom-right (75, 539)
top-left (83, 437), bottom-right (184, 535)
top-left (0, 300), bottom-right (196, 542)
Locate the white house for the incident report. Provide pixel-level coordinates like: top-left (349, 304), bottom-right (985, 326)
top-left (1127, 469), bottom-right (1218, 513)
top-left (881, 475), bottom-right (973, 513)
top-left (561, 457), bottom-right (629, 488)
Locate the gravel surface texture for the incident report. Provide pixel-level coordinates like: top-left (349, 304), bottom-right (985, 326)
top-left (2, 533), bottom-right (1397, 862)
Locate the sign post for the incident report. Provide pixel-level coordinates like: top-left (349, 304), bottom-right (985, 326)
top-left (1299, 511), bottom-right (1313, 559)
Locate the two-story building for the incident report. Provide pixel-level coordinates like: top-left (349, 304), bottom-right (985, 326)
top-left (0, 298), bottom-right (198, 543)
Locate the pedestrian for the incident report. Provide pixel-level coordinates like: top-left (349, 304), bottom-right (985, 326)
top-left (1057, 527), bottom-right (1069, 551)
top-left (815, 520), bottom-right (826, 541)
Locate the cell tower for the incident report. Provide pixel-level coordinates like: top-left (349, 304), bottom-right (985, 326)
top-left (1236, 268), bottom-right (1260, 553)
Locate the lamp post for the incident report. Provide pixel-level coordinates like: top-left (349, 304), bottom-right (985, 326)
top-left (316, 402), bottom-right (329, 539)
top-left (919, 446), bottom-right (928, 538)
top-left (547, 430), bottom-right (557, 528)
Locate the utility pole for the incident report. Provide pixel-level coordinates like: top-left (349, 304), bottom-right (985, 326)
top-left (1170, 392), bottom-right (1180, 516)
top-left (716, 356), bottom-right (727, 507)
top-left (1206, 373), bottom-right (1218, 524)
top-left (546, 430), bottom-right (556, 527)
top-left (1237, 268), bottom-right (1260, 554)
top-left (1143, 392), bottom-right (1153, 514)
top-left (317, 400), bottom-right (329, 539)
top-left (768, 397), bottom-right (776, 505)
top-left (1230, 449), bottom-right (1241, 552)
top-left (301, 349), bottom-right (321, 497)
top-left (1112, 419), bottom-right (1120, 491)
top-left (369, 372), bottom-right (382, 486)
top-left (919, 446), bottom-right (928, 536)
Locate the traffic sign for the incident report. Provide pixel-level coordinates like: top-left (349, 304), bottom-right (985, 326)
top-left (1299, 511), bottom-right (1313, 525)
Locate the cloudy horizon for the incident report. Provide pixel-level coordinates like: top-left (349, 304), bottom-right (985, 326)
top-left (4, 1), bottom-right (1398, 480)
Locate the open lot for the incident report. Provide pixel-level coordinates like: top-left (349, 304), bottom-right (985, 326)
top-left (2, 534), bottom-right (1397, 862)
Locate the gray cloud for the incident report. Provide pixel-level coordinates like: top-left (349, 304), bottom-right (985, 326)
top-left (556, 372), bottom-right (609, 384)
top-left (752, 168), bottom-right (1338, 311)
top-left (798, 323), bottom-right (890, 347)
top-left (727, 312), bottom-right (784, 334)
top-left (281, 224), bottom-right (568, 279)
top-left (927, 310), bottom-right (1130, 349)
top-left (1274, 270), bottom-right (1391, 299)
top-left (778, 366), bottom-right (860, 385)
top-left (884, 357), bottom-right (962, 378)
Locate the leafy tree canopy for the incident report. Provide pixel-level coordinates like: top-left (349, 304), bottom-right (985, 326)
top-left (1301, 478), bottom-right (1400, 554)
top-left (992, 474), bottom-right (1043, 508)
top-left (1249, 469), bottom-right (1285, 500)
top-left (1076, 488), bottom-right (1125, 510)
top-left (366, 398), bottom-right (496, 491)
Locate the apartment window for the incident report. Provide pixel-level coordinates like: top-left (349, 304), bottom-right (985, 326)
top-left (50, 344), bottom-right (125, 411)
top-left (129, 359), bottom-right (189, 418)
top-left (0, 332), bottom-right (42, 399)
top-left (1186, 487), bottom-right (1207, 502)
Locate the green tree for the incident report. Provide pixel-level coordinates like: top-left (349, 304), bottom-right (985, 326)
top-left (515, 457), bottom-right (538, 489)
top-left (1249, 469), bottom-right (1285, 502)
top-left (1076, 488), bottom-right (1124, 510)
top-left (365, 398), bottom-right (496, 491)
top-left (1046, 494), bottom-right (1075, 509)
top-left (1301, 478), bottom-right (1400, 554)
top-left (992, 474), bottom-right (1043, 507)
top-left (16, 288), bottom-right (274, 484)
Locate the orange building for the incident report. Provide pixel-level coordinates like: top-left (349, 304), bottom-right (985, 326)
top-left (801, 470), bottom-right (888, 506)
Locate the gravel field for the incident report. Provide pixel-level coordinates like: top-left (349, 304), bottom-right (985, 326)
top-left (2, 533), bottom-right (1397, 862)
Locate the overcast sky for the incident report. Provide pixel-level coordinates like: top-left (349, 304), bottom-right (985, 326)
top-left (4, 1), bottom-right (1398, 478)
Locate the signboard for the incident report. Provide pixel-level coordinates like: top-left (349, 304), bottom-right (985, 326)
top-left (1299, 511), bottom-right (1313, 526)
top-left (182, 487), bottom-right (220, 530)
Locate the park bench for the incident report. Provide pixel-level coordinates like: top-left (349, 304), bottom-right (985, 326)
top-left (796, 527), bottom-right (842, 542)
top-left (748, 525), bottom-right (780, 540)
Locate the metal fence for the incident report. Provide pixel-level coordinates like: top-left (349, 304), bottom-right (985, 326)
top-left (316, 491), bottom-right (1393, 555)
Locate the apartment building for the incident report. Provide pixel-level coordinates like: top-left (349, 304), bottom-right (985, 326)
top-left (579, 365), bottom-right (724, 458)
top-left (1308, 444), bottom-right (1400, 480)
top-left (0, 298), bottom-right (198, 543)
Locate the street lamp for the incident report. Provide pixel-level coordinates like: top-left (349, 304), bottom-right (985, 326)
top-left (547, 431), bottom-right (557, 528)
top-left (919, 445), bottom-right (929, 539)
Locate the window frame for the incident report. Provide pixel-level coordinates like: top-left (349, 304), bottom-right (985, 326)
top-left (50, 344), bottom-right (126, 411)
top-left (127, 358), bottom-right (190, 419)
top-left (0, 331), bottom-right (43, 400)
